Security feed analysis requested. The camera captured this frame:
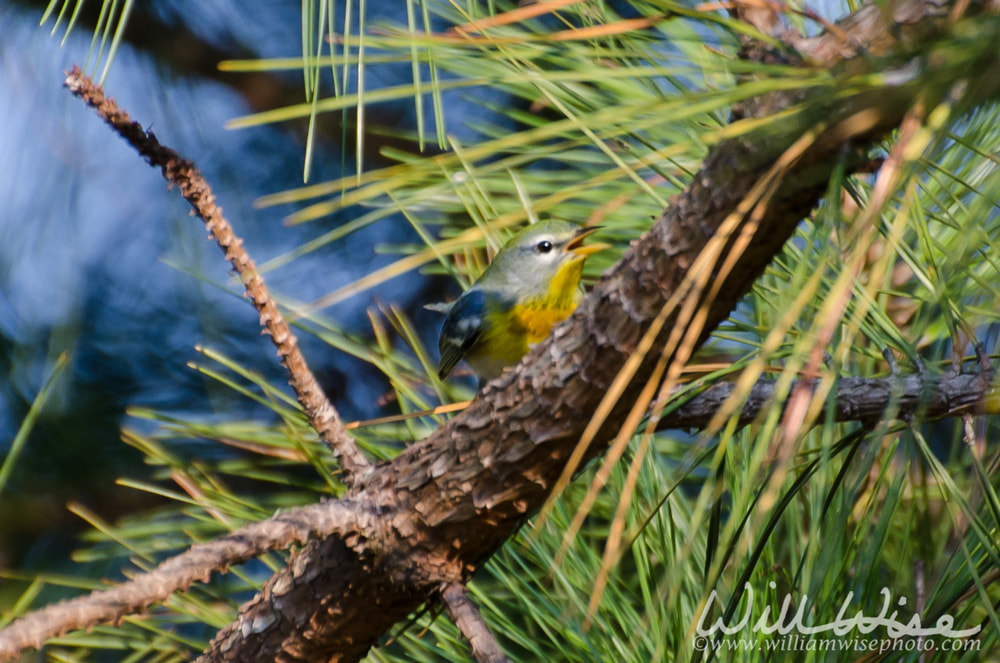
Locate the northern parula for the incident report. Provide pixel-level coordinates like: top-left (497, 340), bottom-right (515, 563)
top-left (437, 220), bottom-right (608, 382)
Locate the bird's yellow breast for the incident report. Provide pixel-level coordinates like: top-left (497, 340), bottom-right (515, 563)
top-left (511, 302), bottom-right (577, 344)
top-left (504, 257), bottom-right (585, 344)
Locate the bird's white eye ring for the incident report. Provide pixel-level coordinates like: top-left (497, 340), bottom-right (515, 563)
top-left (536, 240), bottom-right (553, 254)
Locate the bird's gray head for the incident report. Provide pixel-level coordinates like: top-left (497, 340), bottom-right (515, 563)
top-left (478, 219), bottom-right (605, 296)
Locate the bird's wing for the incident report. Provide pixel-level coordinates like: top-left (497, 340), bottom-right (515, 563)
top-left (437, 289), bottom-right (487, 379)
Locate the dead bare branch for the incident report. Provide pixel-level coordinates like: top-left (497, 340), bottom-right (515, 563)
top-left (63, 67), bottom-right (372, 484)
top-left (662, 369), bottom-right (998, 429)
top-left (0, 500), bottom-right (362, 660)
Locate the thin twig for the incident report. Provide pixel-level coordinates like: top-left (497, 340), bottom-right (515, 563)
top-left (440, 583), bottom-right (510, 663)
top-left (62, 67), bottom-right (372, 484)
top-left (0, 500), bottom-right (361, 661)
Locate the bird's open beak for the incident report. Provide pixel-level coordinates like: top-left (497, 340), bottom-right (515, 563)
top-left (566, 226), bottom-right (610, 257)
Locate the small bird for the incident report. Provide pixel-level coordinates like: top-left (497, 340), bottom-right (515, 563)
top-left (437, 220), bottom-right (608, 383)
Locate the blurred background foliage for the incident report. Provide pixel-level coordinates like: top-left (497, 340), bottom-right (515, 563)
top-left (1, 0), bottom-right (1000, 661)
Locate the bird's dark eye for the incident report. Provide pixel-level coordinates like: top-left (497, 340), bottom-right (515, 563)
top-left (535, 240), bottom-right (553, 254)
